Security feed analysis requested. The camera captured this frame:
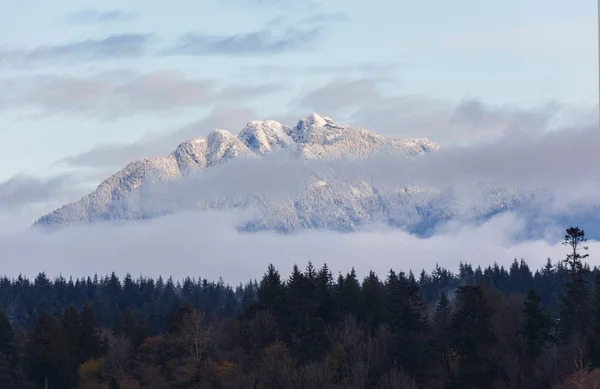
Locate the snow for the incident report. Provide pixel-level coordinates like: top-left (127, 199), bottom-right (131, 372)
top-left (36, 113), bottom-right (503, 235)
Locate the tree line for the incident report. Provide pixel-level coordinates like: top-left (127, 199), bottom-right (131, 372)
top-left (1, 227), bottom-right (600, 388)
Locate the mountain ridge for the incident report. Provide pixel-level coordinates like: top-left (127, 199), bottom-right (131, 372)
top-left (34, 113), bottom-right (459, 232)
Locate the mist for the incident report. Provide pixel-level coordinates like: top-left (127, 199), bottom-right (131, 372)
top-left (0, 208), bottom-right (592, 285)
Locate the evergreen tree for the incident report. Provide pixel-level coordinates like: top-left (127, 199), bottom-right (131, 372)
top-left (386, 270), bottom-right (428, 378)
top-left (0, 309), bottom-right (14, 365)
top-left (588, 271), bottom-right (600, 368)
top-left (451, 285), bottom-right (496, 389)
top-left (79, 302), bottom-right (100, 363)
top-left (25, 313), bottom-right (63, 389)
top-left (60, 306), bottom-right (81, 388)
top-left (559, 227), bottom-right (591, 341)
top-left (255, 264), bottom-right (286, 315)
top-left (523, 289), bottom-right (551, 359)
top-left (0, 309), bottom-right (15, 383)
top-left (432, 291), bottom-right (453, 388)
top-left (134, 313), bottom-right (152, 347)
top-left (316, 264), bottom-right (335, 325)
top-left (360, 271), bottom-right (385, 332)
top-left (286, 264), bottom-right (325, 361)
top-left (334, 268), bottom-right (362, 320)
top-left (118, 308), bottom-right (136, 342)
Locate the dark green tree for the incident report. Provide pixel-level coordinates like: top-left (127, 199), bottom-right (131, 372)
top-left (451, 285), bottom-right (497, 389)
top-left (386, 270), bottom-right (429, 378)
top-left (79, 302), bottom-right (100, 363)
top-left (588, 271), bottom-right (600, 368)
top-left (523, 289), bottom-right (551, 359)
top-left (432, 291), bottom-right (453, 387)
top-left (315, 263), bottom-right (335, 325)
top-left (134, 313), bottom-right (152, 347)
top-left (118, 308), bottom-right (136, 342)
top-left (25, 313), bottom-right (63, 389)
top-left (255, 264), bottom-right (287, 316)
top-left (0, 309), bottom-right (15, 383)
top-left (60, 306), bottom-right (81, 388)
top-left (360, 271), bottom-right (385, 333)
top-left (0, 309), bottom-right (14, 365)
top-left (559, 227), bottom-right (591, 341)
top-left (334, 268), bottom-right (362, 320)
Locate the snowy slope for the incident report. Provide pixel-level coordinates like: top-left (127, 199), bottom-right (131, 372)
top-left (35, 113), bottom-right (526, 234)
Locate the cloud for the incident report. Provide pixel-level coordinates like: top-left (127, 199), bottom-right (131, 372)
top-left (0, 34), bottom-right (153, 67)
top-left (236, 62), bottom-right (401, 78)
top-left (0, 71), bottom-right (280, 119)
top-left (58, 106), bottom-right (258, 168)
top-left (64, 10), bottom-right (135, 24)
top-left (106, 118), bottom-right (597, 235)
top-left (4, 92), bottom-right (596, 282)
top-left (294, 77), bottom-right (597, 147)
top-left (53, 110), bottom-right (600, 247)
top-left (167, 26), bottom-right (321, 56)
top-left (0, 174), bottom-right (75, 212)
top-left (0, 174), bottom-right (90, 232)
top-left (0, 210), bottom-right (593, 285)
top-left (220, 0), bottom-right (319, 11)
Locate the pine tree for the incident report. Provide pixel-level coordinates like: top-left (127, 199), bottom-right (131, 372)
top-left (451, 285), bottom-right (496, 389)
top-left (256, 264), bottom-right (286, 312)
top-left (0, 309), bottom-right (13, 365)
top-left (0, 308), bottom-right (15, 381)
top-left (588, 271), bottom-right (600, 368)
top-left (559, 227), bottom-right (591, 341)
top-left (119, 308), bottom-right (136, 342)
top-left (432, 291), bottom-right (453, 388)
top-left (523, 289), bottom-right (551, 359)
top-left (134, 314), bottom-right (152, 347)
top-left (286, 264), bottom-right (324, 361)
top-left (386, 270), bottom-right (428, 378)
top-left (316, 264), bottom-right (335, 325)
top-left (79, 302), bottom-right (100, 363)
top-left (334, 268), bottom-right (362, 320)
top-left (360, 271), bottom-right (385, 333)
top-left (25, 313), bottom-right (63, 389)
top-left (60, 306), bottom-right (81, 388)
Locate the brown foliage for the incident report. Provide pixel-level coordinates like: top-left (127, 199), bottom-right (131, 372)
top-left (78, 358), bottom-right (104, 389)
top-left (118, 376), bottom-right (141, 389)
top-left (558, 368), bottom-right (600, 389)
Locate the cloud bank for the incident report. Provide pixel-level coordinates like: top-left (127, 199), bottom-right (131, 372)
top-left (1, 210), bottom-right (590, 285)
top-left (293, 77), bottom-right (596, 147)
top-left (0, 72), bottom-right (279, 119)
top-left (0, 34), bottom-right (153, 66)
top-left (167, 27), bottom-right (321, 56)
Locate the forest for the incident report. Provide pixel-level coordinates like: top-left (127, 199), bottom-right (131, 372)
top-left (1, 227), bottom-right (600, 389)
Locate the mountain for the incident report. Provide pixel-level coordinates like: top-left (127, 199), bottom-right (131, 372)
top-left (35, 113), bottom-right (529, 234)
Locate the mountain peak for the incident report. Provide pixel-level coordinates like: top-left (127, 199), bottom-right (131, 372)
top-left (34, 113), bottom-right (443, 229)
top-left (237, 120), bottom-right (292, 154)
top-left (291, 113), bottom-right (335, 143)
top-left (301, 113), bottom-right (329, 127)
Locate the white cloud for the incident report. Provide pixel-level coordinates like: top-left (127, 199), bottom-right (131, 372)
top-left (2, 210), bottom-right (589, 285)
top-left (294, 77), bottom-right (598, 147)
top-left (0, 71), bottom-right (280, 119)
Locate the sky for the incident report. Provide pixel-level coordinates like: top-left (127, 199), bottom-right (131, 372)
top-left (0, 0), bottom-right (598, 284)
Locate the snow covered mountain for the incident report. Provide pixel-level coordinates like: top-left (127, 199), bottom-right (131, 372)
top-left (34, 113), bottom-right (528, 234)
